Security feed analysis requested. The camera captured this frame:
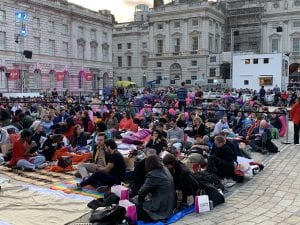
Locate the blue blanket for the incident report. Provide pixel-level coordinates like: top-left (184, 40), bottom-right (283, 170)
top-left (137, 206), bottom-right (194, 225)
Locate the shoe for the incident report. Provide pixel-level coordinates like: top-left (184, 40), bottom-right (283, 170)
top-left (295, 144), bottom-right (300, 146)
top-left (96, 185), bottom-right (110, 192)
top-left (224, 179), bottom-right (236, 188)
top-left (67, 183), bottom-right (81, 190)
top-left (261, 149), bottom-right (268, 154)
top-left (37, 162), bottom-right (49, 169)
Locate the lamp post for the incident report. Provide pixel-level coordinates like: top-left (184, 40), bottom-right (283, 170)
top-left (5, 72), bottom-right (10, 92)
top-left (97, 76), bottom-right (101, 97)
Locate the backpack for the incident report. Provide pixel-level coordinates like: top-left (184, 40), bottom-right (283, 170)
top-left (192, 170), bottom-right (224, 191)
top-left (89, 205), bottom-right (126, 225)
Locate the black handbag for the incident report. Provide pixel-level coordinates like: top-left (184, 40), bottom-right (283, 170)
top-left (57, 156), bottom-right (72, 168)
top-left (89, 205), bottom-right (126, 224)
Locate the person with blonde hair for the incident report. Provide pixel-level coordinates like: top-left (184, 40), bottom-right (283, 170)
top-left (176, 113), bottom-right (187, 129)
top-left (192, 116), bottom-right (206, 138)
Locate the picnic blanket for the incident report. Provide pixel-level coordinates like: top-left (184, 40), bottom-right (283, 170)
top-left (0, 180), bottom-right (91, 225)
top-left (50, 178), bottom-right (104, 199)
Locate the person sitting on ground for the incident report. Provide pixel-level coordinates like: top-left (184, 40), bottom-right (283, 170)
top-left (135, 155), bottom-right (176, 222)
top-left (40, 134), bottom-right (64, 161)
top-left (188, 135), bottom-right (210, 156)
top-left (9, 129), bottom-right (46, 170)
top-left (69, 139), bottom-right (126, 191)
top-left (191, 116), bottom-right (206, 138)
top-left (81, 110), bottom-right (94, 135)
top-left (269, 112), bottom-right (282, 131)
top-left (41, 114), bottom-right (53, 136)
top-left (119, 111), bottom-right (135, 131)
top-left (167, 118), bottom-right (184, 145)
top-left (206, 136), bottom-right (235, 180)
top-left (248, 120), bottom-right (278, 154)
top-left (30, 120), bottom-right (46, 154)
top-left (176, 113), bottom-right (187, 129)
top-left (130, 148), bottom-right (157, 197)
top-left (146, 130), bottom-right (167, 155)
top-left (76, 132), bottom-right (107, 180)
top-left (212, 116), bottom-right (231, 137)
top-left (69, 124), bottom-right (88, 151)
top-left (163, 153), bottom-right (198, 208)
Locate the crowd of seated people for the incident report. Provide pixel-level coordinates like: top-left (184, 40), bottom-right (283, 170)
top-left (0, 86), bottom-right (291, 222)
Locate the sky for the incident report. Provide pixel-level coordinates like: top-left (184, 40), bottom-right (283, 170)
top-left (68, 0), bottom-right (172, 22)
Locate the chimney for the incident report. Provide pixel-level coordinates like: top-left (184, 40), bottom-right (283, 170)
top-left (154, 0), bottom-right (164, 8)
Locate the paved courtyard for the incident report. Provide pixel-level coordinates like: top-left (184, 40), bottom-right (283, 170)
top-left (177, 141), bottom-right (300, 225)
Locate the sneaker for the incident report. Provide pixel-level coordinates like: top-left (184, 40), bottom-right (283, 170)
top-left (37, 162), bottom-right (49, 169)
top-left (67, 183), bottom-right (81, 190)
top-left (261, 149), bottom-right (268, 154)
top-left (96, 185), bottom-right (110, 192)
top-left (224, 179), bottom-right (236, 188)
top-left (295, 144), bottom-right (300, 146)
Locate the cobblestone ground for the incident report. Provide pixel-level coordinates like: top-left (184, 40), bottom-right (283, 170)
top-left (176, 142), bottom-right (300, 225)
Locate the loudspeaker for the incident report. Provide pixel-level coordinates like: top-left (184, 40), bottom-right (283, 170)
top-left (233, 31), bottom-right (239, 36)
top-left (23, 50), bottom-right (32, 59)
top-left (276, 26), bottom-right (283, 32)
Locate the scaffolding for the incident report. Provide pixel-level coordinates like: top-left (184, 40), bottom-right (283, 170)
top-left (224, 0), bottom-right (264, 53)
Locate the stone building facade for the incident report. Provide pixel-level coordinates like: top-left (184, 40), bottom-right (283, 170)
top-left (0, 0), bottom-right (113, 94)
top-left (113, 0), bottom-right (300, 87)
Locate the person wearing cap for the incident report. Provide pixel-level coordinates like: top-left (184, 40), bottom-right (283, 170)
top-left (291, 96), bottom-right (300, 145)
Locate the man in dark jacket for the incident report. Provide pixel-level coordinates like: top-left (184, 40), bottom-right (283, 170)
top-left (206, 136), bottom-right (235, 179)
top-left (163, 153), bottom-right (198, 207)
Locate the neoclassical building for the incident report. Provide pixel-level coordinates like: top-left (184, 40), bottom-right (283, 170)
top-left (113, 0), bottom-right (300, 87)
top-left (0, 0), bottom-right (114, 94)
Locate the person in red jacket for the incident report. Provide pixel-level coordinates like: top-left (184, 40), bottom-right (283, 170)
top-left (291, 96), bottom-right (300, 145)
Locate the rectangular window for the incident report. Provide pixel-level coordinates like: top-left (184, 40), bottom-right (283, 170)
top-left (209, 68), bottom-right (216, 77)
top-left (90, 29), bottom-right (96, 40)
top-left (33, 17), bottom-right (40, 29)
top-left (142, 55), bottom-right (147, 67)
top-left (215, 38), bottom-right (219, 52)
top-left (156, 74), bottom-right (162, 84)
top-left (157, 24), bottom-right (163, 29)
top-left (271, 39), bottom-right (279, 53)
top-left (293, 21), bottom-right (300, 27)
top-left (191, 75), bottom-right (197, 80)
top-left (48, 21), bottom-right (55, 33)
top-left (156, 62), bottom-right (162, 67)
top-left (293, 38), bottom-right (300, 52)
top-left (259, 76), bottom-right (273, 86)
top-left (170, 80), bottom-right (175, 85)
top-left (118, 76), bottom-right (122, 81)
top-left (78, 44), bottom-right (84, 59)
top-left (62, 42), bottom-right (68, 57)
top-left (0, 32), bottom-right (6, 50)
top-left (208, 79), bottom-right (214, 84)
top-left (117, 44), bottom-right (122, 50)
top-left (78, 26), bottom-right (84, 37)
top-left (174, 38), bottom-right (180, 53)
top-left (142, 42), bottom-right (147, 48)
top-left (245, 59), bottom-right (250, 64)
top-left (174, 21), bottom-right (180, 28)
top-left (192, 19), bottom-right (198, 26)
top-left (91, 46), bottom-right (97, 60)
top-left (209, 36), bottom-right (213, 51)
top-left (34, 37), bottom-right (40, 54)
top-left (118, 56), bottom-right (122, 67)
top-left (49, 39), bottom-right (55, 56)
top-left (264, 58), bottom-right (269, 64)
top-left (244, 80), bottom-right (249, 85)
top-left (127, 56), bottom-right (132, 67)
top-left (253, 58), bottom-right (258, 64)
top-left (103, 32), bottom-right (108, 41)
top-left (157, 40), bottom-right (163, 54)
top-left (0, 10), bottom-right (6, 22)
top-left (234, 43), bottom-right (240, 51)
top-left (191, 60), bottom-right (197, 66)
top-left (210, 56), bottom-right (216, 63)
top-left (186, 80), bottom-right (191, 84)
top-left (62, 24), bottom-right (68, 35)
top-left (192, 37), bottom-right (198, 51)
top-left (127, 43), bottom-right (131, 49)
top-left (209, 20), bottom-right (213, 31)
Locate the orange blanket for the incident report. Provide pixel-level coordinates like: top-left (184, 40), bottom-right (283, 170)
top-left (52, 148), bottom-right (92, 164)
